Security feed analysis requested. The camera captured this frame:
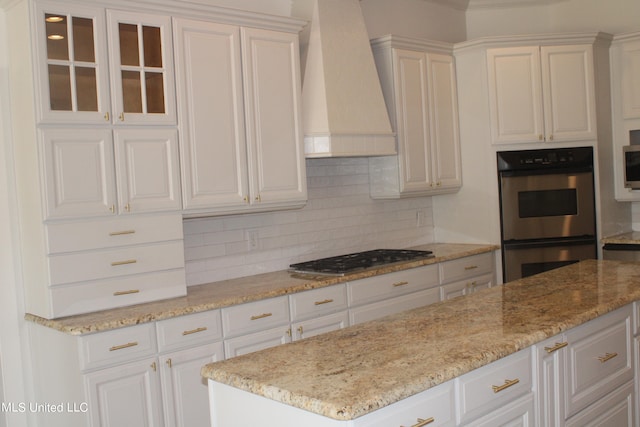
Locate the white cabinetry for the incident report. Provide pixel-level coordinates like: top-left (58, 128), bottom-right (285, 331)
top-left (534, 305), bottom-right (635, 426)
top-left (33, 2), bottom-right (176, 124)
top-left (610, 32), bottom-right (640, 201)
top-left (290, 285), bottom-right (349, 340)
top-left (348, 264), bottom-right (440, 325)
top-left (29, 310), bottom-right (225, 427)
top-left (369, 36), bottom-right (461, 198)
top-left (439, 252), bottom-right (494, 300)
top-left (174, 18), bottom-right (306, 216)
top-left (487, 44), bottom-right (596, 144)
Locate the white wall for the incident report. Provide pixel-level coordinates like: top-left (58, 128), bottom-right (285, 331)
top-left (184, 157), bottom-right (434, 284)
top-left (360, 0), bottom-right (467, 42)
top-left (0, 7), bottom-right (29, 427)
top-left (466, 0), bottom-right (640, 38)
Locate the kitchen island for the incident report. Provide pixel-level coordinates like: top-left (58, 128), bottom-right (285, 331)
top-left (202, 259), bottom-right (640, 426)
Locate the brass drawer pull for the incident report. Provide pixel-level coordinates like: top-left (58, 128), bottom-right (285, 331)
top-left (597, 352), bottom-right (618, 363)
top-left (401, 417), bottom-right (435, 427)
top-left (111, 259), bottom-right (137, 266)
top-left (250, 313), bottom-right (273, 321)
top-left (109, 229), bottom-right (136, 236)
top-left (393, 281), bottom-right (409, 287)
top-left (544, 342), bottom-right (568, 353)
top-left (182, 327), bottom-right (208, 336)
top-left (109, 341), bottom-right (138, 352)
top-left (113, 289), bottom-right (140, 296)
top-left (492, 378), bottom-right (520, 393)
top-left (464, 265), bottom-right (478, 270)
top-left (314, 299), bottom-right (334, 305)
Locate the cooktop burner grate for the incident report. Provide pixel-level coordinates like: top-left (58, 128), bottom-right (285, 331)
top-left (289, 249), bottom-right (434, 276)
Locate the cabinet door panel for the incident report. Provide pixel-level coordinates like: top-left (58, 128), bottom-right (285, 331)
top-left (35, 2), bottom-right (111, 123)
top-left (241, 27), bottom-right (306, 205)
top-left (426, 52), bottom-right (461, 190)
top-left (114, 128), bottom-right (182, 213)
top-left (224, 326), bottom-right (292, 358)
top-left (173, 18), bottom-right (248, 210)
top-left (487, 46), bottom-right (544, 144)
top-left (107, 10), bottom-right (176, 125)
top-left (85, 357), bottom-right (163, 427)
top-left (40, 128), bottom-right (116, 219)
top-left (541, 44), bottom-right (596, 142)
top-left (622, 40), bottom-right (640, 118)
top-left (159, 342), bottom-right (224, 427)
top-left (394, 48), bottom-right (432, 193)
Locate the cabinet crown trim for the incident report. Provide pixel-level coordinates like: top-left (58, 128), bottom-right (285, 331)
top-left (454, 31), bottom-right (613, 53)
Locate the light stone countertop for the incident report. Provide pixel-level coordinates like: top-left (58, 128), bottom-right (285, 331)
top-left (25, 243), bottom-right (496, 335)
top-left (201, 259), bottom-right (640, 421)
top-left (602, 231), bottom-right (640, 244)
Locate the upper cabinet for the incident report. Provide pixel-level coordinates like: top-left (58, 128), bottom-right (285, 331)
top-left (620, 38), bottom-right (640, 119)
top-left (34, 2), bottom-right (176, 125)
top-left (487, 44), bottom-right (597, 144)
top-left (174, 18), bottom-right (306, 216)
top-left (369, 36), bottom-right (462, 198)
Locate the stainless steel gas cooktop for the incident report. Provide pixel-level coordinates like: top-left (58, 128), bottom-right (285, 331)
top-left (289, 249), bottom-right (434, 276)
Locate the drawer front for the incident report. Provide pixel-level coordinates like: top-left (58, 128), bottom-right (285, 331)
top-left (354, 381), bottom-right (455, 427)
top-left (349, 288), bottom-right (440, 325)
top-left (48, 240), bottom-right (185, 285)
top-left (78, 323), bottom-right (157, 371)
top-left (50, 269), bottom-right (186, 318)
top-left (564, 306), bottom-right (633, 416)
top-left (289, 285), bottom-right (347, 322)
top-left (457, 348), bottom-right (533, 424)
top-left (222, 296), bottom-right (290, 338)
top-left (348, 265), bottom-right (439, 306)
top-left (224, 326), bottom-right (292, 358)
top-left (440, 273), bottom-right (494, 301)
top-left (46, 213), bottom-right (183, 254)
top-left (439, 252), bottom-right (493, 284)
top-left (156, 310), bottom-right (223, 353)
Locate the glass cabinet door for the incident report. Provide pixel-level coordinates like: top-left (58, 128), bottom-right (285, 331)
top-left (36, 3), bottom-right (111, 123)
top-left (107, 10), bottom-right (176, 125)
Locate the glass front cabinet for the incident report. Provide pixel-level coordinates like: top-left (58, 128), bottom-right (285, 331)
top-left (34, 2), bottom-right (176, 125)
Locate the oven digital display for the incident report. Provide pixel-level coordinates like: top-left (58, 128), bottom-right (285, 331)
top-left (517, 189), bottom-right (578, 218)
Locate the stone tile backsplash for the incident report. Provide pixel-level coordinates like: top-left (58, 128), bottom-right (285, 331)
top-left (183, 158), bottom-right (435, 285)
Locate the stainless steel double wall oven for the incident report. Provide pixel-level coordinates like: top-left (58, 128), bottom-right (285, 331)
top-left (497, 147), bottom-right (597, 282)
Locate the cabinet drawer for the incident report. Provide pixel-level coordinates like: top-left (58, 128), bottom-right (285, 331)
top-left (292, 311), bottom-right (349, 341)
top-left (564, 305), bottom-right (633, 416)
top-left (156, 310), bottom-right (223, 353)
top-left (289, 285), bottom-right (347, 322)
top-left (48, 240), bottom-right (185, 285)
top-left (354, 381), bottom-right (455, 427)
top-left (50, 269), bottom-right (186, 318)
top-left (348, 265), bottom-right (438, 306)
top-left (456, 348), bottom-right (533, 424)
top-left (349, 288), bottom-right (440, 325)
top-left (224, 325), bottom-right (292, 358)
top-left (439, 252), bottom-right (493, 284)
top-left (222, 296), bottom-right (290, 338)
top-left (78, 323), bottom-right (157, 371)
top-left (46, 213), bottom-right (184, 254)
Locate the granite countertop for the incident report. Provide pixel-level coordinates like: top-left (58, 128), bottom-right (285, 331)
top-left (202, 259), bottom-right (640, 421)
top-left (25, 243), bottom-right (496, 335)
top-left (602, 231), bottom-right (640, 244)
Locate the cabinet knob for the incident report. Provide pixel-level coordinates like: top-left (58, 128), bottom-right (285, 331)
top-left (255, 195), bottom-right (261, 202)
top-left (104, 112), bottom-right (110, 122)
top-left (539, 134), bottom-right (544, 141)
top-left (166, 359), bottom-right (172, 368)
top-left (548, 134), bottom-right (553, 141)
top-left (297, 326), bottom-right (303, 335)
top-left (119, 112), bottom-right (125, 121)
top-left (150, 362), bottom-right (157, 372)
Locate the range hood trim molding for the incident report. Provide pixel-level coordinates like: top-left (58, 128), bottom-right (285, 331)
top-left (304, 133), bottom-right (397, 158)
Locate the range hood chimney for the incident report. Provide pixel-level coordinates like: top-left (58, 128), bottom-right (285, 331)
top-left (301, 0), bottom-right (396, 158)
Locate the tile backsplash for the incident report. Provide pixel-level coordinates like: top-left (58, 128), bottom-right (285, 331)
top-left (183, 157), bottom-right (435, 285)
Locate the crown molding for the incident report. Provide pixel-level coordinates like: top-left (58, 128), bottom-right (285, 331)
top-left (418, 0), bottom-right (569, 11)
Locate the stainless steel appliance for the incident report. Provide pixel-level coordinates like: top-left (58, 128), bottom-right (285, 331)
top-left (497, 147), bottom-right (597, 282)
top-left (289, 249), bottom-right (434, 276)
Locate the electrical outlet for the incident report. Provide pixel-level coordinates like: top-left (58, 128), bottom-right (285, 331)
top-left (246, 229), bottom-right (259, 251)
top-left (416, 210), bottom-right (426, 227)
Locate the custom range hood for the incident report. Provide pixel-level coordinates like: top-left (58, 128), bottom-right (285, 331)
top-left (301, 0), bottom-right (396, 157)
